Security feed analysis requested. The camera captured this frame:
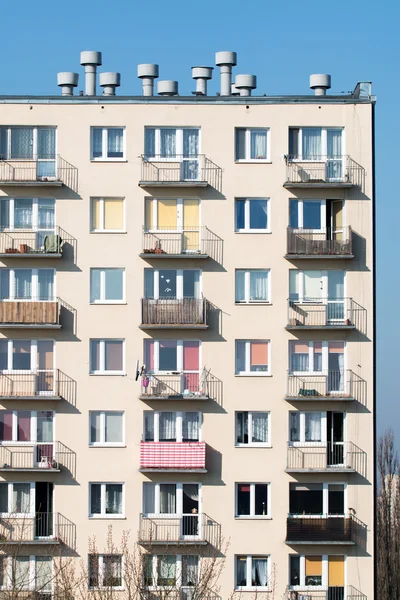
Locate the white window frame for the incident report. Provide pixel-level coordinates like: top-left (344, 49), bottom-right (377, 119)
top-left (289, 411), bottom-right (327, 445)
top-left (89, 339), bottom-right (125, 375)
top-left (0, 555), bottom-right (53, 591)
top-left (235, 198), bottom-right (270, 233)
top-left (142, 482), bottom-right (201, 516)
top-left (0, 197), bottom-right (56, 232)
top-left (289, 483), bottom-right (347, 517)
top-left (289, 127), bottom-right (345, 160)
top-left (235, 483), bottom-right (271, 518)
top-left (289, 269), bottom-right (346, 302)
top-left (90, 268), bottom-right (125, 304)
top-left (0, 269), bottom-right (56, 301)
top-left (289, 199), bottom-right (326, 231)
top-left (235, 555), bottom-right (271, 591)
top-left (144, 127), bottom-right (201, 159)
top-left (0, 339), bottom-right (55, 373)
top-left (90, 197), bottom-right (125, 233)
top-left (143, 411), bottom-right (202, 442)
top-left (0, 127), bottom-right (57, 160)
top-left (145, 554), bottom-right (199, 589)
top-left (235, 340), bottom-right (270, 376)
top-left (0, 410), bottom-right (55, 444)
top-left (144, 268), bottom-right (202, 299)
top-left (145, 339), bottom-right (201, 375)
top-left (235, 128), bottom-right (270, 162)
top-left (88, 482), bottom-right (125, 519)
top-left (89, 411), bottom-right (125, 447)
top-left (0, 482), bottom-right (35, 517)
top-left (235, 269), bottom-right (271, 304)
top-left (289, 554), bottom-right (347, 590)
top-left (90, 127), bottom-right (126, 161)
top-left (289, 340), bottom-right (346, 375)
top-left (235, 411), bottom-right (271, 448)
top-left (88, 554), bottom-right (123, 589)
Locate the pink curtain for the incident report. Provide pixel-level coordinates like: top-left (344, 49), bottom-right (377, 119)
top-left (144, 340), bottom-right (154, 371)
top-left (0, 412), bottom-right (12, 441)
top-left (183, 342), bottom-right (199, 371)
top-left (17, 412), bottom-right (31, 441)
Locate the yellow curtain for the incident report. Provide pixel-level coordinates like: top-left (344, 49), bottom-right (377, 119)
top-left (328, 556), bottom-right (344, 586)
top-left (145, 198), bottom-right (153, 230)
top-left (91, 198), bottom-right (101, 230)
top-left (158, 199), bottom-right (177, 228)
top-left (104, 199), bottom-right (123, 230)
top-left (183, 199), bottom-right (199, 251)
top-left (305, 556), bottom-right (322, 577)
top-left (332, 201), bottom-right (343, 240)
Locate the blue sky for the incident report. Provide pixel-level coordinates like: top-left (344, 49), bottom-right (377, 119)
top-left (2, 0), bottom-right (396, 438)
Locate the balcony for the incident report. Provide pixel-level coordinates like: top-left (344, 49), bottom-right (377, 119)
top-left (0, 298), bottom-right (74, 329)
top-left (286, 371), bottom-right (367, 405)
top-left (286, 514), bottom-right (367, 546)
top-left (140, 298), bottom-right (209, 329)
top-left (286, 442), bottom-right (367, 477)
top-left (0, 156), bottom-right (78, 191)
top-left (286, 228), bottom-right (353, 259)
top-left (287, 299), bottom-right (366, 333)
top-left (287, 586), bottom-right (367, 600)
top-left (141, 226), bottom-right (223, 263)
top-left (284, 155), bottom-right (364, 189)
top-left (139, 155), bottom-right (222, 191)
top-left (0, 369), bottom-right (76, 404)
top-left (0, 441), bottom-right (76, 476)
top-left (0, 227), bottom-right (76, 259)
top-left (138, 513), bottom-right (221, 546)
top-left (140, 369), bottom-right (222, 404)
top-left (140, 441), bottom-right (206, 473)
top-left (0, 512), bottom-right (76, 548)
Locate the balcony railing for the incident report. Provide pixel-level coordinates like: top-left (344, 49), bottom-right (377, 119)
top-left (141, 298), bottom-right (208, 328)
top-left (286, 442), bottom-right (367, 477)
top-left (286, 586), bottom-right (367, 600)
top-left (284, 155), bottom-right (365, 188)
top-left (140, 155), bottom-right (222, 191)
top-left (140, 368), bottom-right (222, 404)
top-left (140, 441), bottom-right (206, 472)
top-left (0, 441), bottom-right (76, 476)
top-left (139, 513), bottom-right (221, 546)
top-left (0, 512), bottom-right (76, 548)
top-left (0, 155), bottom-right (78, 191)
top-left (286, 371), bottom-right (367, 405)
top-left (141, 226), bottom-right (223, 264)
top-left (0, 226), bottom-right (76, 258)
top-left (286, 514), bottom-right (367, 546)
top-left (287, 298), bottom-right (366, 333)
top-left (286, 227), bottom-right (353, 258)
top-left (0, 369), bottom-right (77, 404)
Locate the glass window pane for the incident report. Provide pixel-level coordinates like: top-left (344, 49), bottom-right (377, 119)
top-left (182, 412), bottom-right (199, 441)
top-left (0, 411), bottom-right (13, 441)
top-left (105, 484), bottom-right (122, 514)
top-left (235, 271), bottom-right (246, 302)
top-left (37, 128), bottom-right (56, 159)
top-left (104, 199), bottom-right (123, 230)
top-left (90, 412), bottom-right (101, 444)
top-left (289, 199), bottom-right (299, 228)
top-left (0, 270), bottom-right (9, 301)
top-left (252, 413), bottom-right (268, 443)
top-left (252, 557), bottom-right (268, 586)
top-left (305, 412), bottom-right (322, 442)
top-left (91, 198), bottom-right (101, 230)
top-left (144, 412), bottom-right (154, 441)
top-left (90, 484), bottom-right (101, 514)
top-left (14, 270), bottom-right (32, 299)
top-left (158, 270), bottom-right (177, 298)
top-left (159, 484), bottom-right (176, 514)
top-left (250, 130), bottom-right (267, 159)
top-left (144, 128), bottom-right (155, 157)
top-left (143, 482), bottom-right (155, 513)
top-left (289, 271), bottom-right (299, 301)
top-left (104, 341), bottom-right (123, 371)
top-left (302, 128), bottom-right (322, 158)
top-left (105, 412), bottom-right (123, 443)
top-left (10, 128), bottom-right (33, 159)
top-left (289, 128), bottom-right (299, 157)
top-left (290, 412), bottom-right (300, 441)
top-left (0, 340), bottom-right (7, 370)
top-left (183, 129), bottom-right (199, 157)
top-left (104, 269), bottom-right (124, 301)
top-left (92, 129), bottom-right (103, 158)
top-left (0, 198), bottom-right (10, 229)
top-left (107, 129), bottom-right (124, 158)
top-left (90, 270), bottom-right (101, 303)
top-left (38, 199), bottom-right (55, 230)
top-left (144, 270), bottom-right (154, 299)
top-left (103, 555), bottom-right (122, 587)
top-left (13, 341), bottom-right (31, 370)
top-left (90, 340), bottom-right (100, 372)
top-left (12, 483), bottom-right (30, 513)
top-left (14, 557), bottom-right (30, 589)
top-left (235, 199), bottom-right (245, 230)
top-left (236, 412), bottom-right (248, 444)
top-left (237, 484), bottom-right (251, 515)
top-left (250, 271), bottom-right (268, 302)
top-left (290, 556), bottom-right (300, 586)
top-left (159, 341), bottom-right (177, 371)
top-left (236, 341), bottom-right (246, 373)
top-left (250, 342), bottom-right (268, 372)
top-left (37, 269), bottom-right (54, 301)
top-left (17, 411), bottom-right (31, 442)
top-left (183, 270), bottom-right (198, 298)
top-left (159, 412), bottom-right (176, 441)
top-left (303, 201), bottom-right (321, 229)
top-left (235, 129), bottom-right (246, 160)
top-left (37, 411), bottom-right (53, 442)
top-left (160, 129), bottom-right (176, 158)
top-left (35, 557), bottom-right (52, 592)
top-left (236, 556), bottom-right (247, 586)
top-left (158, 555), bottom-right (176, 586)
top-left (182, 555), bottom-right (198, 586)
top-left (0, 483), bottom-right (8, 512)
top-left (14, 199), bottom-right (33, 229)
top-left (249, 200), bottom-right (268, 230)
top-left (254, 484), bottom-right (268, 515)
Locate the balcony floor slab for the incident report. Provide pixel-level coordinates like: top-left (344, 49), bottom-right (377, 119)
top-left (139, 181), bottom-right (208, 188)
top-left (140, 253), bottom-right (209, 259)
top-left (0, 324), bottom-right (62, 329)
top-left (0, 254), bottom-right (62, 259)
top-left (0, 396), bottom-right (62, 401)
top-left (139, 395), bottom-right (209, 401)
top-left (285, 396), bottom-right (355, 402)
top-left (286, 325), bottom-right (355, 331)
top-left (0, 182), bottom-right (63, 187)
top-left (283, 182), bottom-right (354, 189)
top-left (0, 539), bottom-right (61, 545)
top-left (285, 540), bottom-right (355, 545)
top-left (139, 539), bottom-right (208, 546)
top-left (284, 254), bottom-right (354, 260)
top-left (286, 468), bottom-right (356, 473)
top-left (0, 468), bottom-right (61, 473)
top-left (139, 468), bottom-right (207, 473)
top-left (139, 324), bottom-right (208, 330)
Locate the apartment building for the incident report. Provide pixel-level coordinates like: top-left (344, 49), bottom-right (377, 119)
top-left (0, 50), bottom-right (375, 599)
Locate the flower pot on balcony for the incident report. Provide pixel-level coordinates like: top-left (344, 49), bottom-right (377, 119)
top-left (19, 244), bottom-right (28, 254)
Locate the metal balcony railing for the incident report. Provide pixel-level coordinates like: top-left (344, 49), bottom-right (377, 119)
top-left (0, 155), bottom-right (78, 191)
top-left (0, 441), bottom-right (76, 476)
top-left (140, 368), bottom-right (222, 404)
top-left (140, 441), bottom-right (206, 471)
top-left (0, 369), bottom-right (76, 404)
top-left (284, 155), bottom-right (365, 188)
top-left (286, 227), bottom-right (353, 257)
top-left (286, 514), bottom-right (367, 546)
top-left (0, 512), bottom-right (76, 548)
top-left (286, 442), bottom-right (367, 477)
top-left (0, 226), bottom-right (76, 258)
top-left (139, 513), bottom-right (221, 546)
top-left (142, 226), bottom-right (223, 264)
top-left (287, 298), bottom-right (366, 333)
top-left (286, 370), bottom-right (367, 405)
top-left (141, 298), bottom-right (208, 328)
top-left (286, 586), bottom-right (367, 600)
top-left (140, 154), bottom-right (222, 191)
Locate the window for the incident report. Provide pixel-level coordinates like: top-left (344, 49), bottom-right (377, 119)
top-left (0, 198), bottom-right (55, 237)
top-left (144, 555), bottom-right (199, 588)
top-left (0, 482), bottom-right (32, 514)
top-left (143, 482), bottom-right (200, 515)
top-left (235, 412), bottom-right (270, 446)
top-left (0, 410), bottom-right (54, 443)
top-left (288, 127), bottom-right (343, 160)
top-left (0, 555), bottom-right (52, 591)
top-left (0, 127), bottom-right (56, 178)
top-left (289, 270), bottom-right (345, 302)
top-left (90, 339), bottom-right (124, 374)
top-left (89, 554), bottom-right (122, 588)
top-left (89, 411), bottom-right (124, 446)
top-left (236, 555), bottom-right (269, 589)
top-left (144, 339), bottom-right (200, 382)
top-left (235, 198), bottom-right (269, 232)
top-left (235, 270), bottom-right (270, 303)
top-left (235, 340), bottom-right (269, 375)
top-left (289, 483), bottom-right (345, 516)
top-left (289, 555), bottom-right (345, 589)
top-left (0, 339), bottom-right (54, 373)
top-left (236, 483), bottom-right (269, 517)
top-left (90, 198), bottom-right (124, 232)
top-left (144, 269), bottom-right (201, 299)
top-left (144, 128), bottom-right (200, 158)
top-left (144, 411), bottom-right (201, 442)
top-left (289, 341), bottom-right (345, 375)
top-left (91, 128), bottom-right (125, 160)
top-left (289, 411), bottom-right (325, 443)
top-left (0, 269), bottom-right (55, 301)
top-left (90, 269), bottom-right (125, 303)
top-left (89, 483), bottom-right (124, 517)
top-left (235, 128), bottom-right (269, 161)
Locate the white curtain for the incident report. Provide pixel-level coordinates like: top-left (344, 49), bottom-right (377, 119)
top-left (236, 558), bottom-right (247, 586)
top-left (183, 413), bottom-right (199, 441)
top-left (105, 412), bottom-right (122, 443)
top-left (37, 129), bottom-right (56, 158)
top-left (183, 556), bottom-right (198, 586)
top-left (92, 129), bottom-right (103, 157)
top-left (13, 483), bottom-right (30, 513)
top-left (158, 556), bottom-right (176, 582)
top-left (35, 557), bottom-right (52, 592)
top-left (305, 412), bottom-right (322, 441)
top-left (250, 271), bottom-right (268, 301)
top-left (37, 411), bottom-right (53, 442)
top-left (106, 484), bottom-right (122, 514)
top-left (159, 412), bottom-right (176, 441)
top-left (144, 412), bottom-right (154, 441)
top-left (327, 129), bottom-right (342, 158)
top-left (250, 130), bottom-right (267, 159)
top-left (183, 129), bottom-right (199, 157)
top-left (302, 128), bottom-right (322, 159)
top-left (338, 353), bottom-right (344, 391)
top-left (108, 129), bottom-right (123, 156)
top-left (10, 128), bottom-right (33, 159)
top-left (14, 557), bottom-right (30, 589)
top-left (252, 558), bottom-right (268, 586)
top-left (38, 199), bottom-right (55, 230)
top-left (38, 270), bottom-right (54, 300)
top-left (14, 199), bottom-right (33, 229)
top-left (160, 129), bottom-right (176, 157)
top-left (14, 270), bottom-right (32, 299)
top-left (291, 352), bottom-right (309, 372)
top-left (252, 413), bottom-right (268, 443)
top-left (160, 484), bottom-right (176, 513)
top-left (183, 484), bottom-right (199, 502)
top-left (143, 483), bottom-right (155, 514)
top-left (290, 413), bottom-right (300, 442)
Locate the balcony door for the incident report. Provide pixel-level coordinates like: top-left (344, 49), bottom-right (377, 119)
top-left (328, 556), bottom-right (344, 600)
top-left (144, 340), bottom-right (200, 393)
top-left (327, 342), bottom-right (345, 393)
top-left (36, 341), bottom-right (55, 395)
top-left (182, 484), bottom-right (200, 540)
top-left (35, 482), bottom-right (53, 538)
top-left (326, 130), bottom-right (343, 181)
top-left (327, 412), bottom-right (344, 467)
top-left (145, 198), bottom-right (200, 253)
top-left (144, 269), bottom-right (201, 300)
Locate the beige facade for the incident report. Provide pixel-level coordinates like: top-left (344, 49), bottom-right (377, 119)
top-left (0, 82), bottom-right (375, 599)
